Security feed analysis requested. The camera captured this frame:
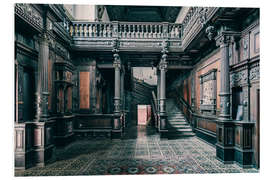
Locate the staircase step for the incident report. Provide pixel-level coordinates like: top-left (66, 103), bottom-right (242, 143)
top-left (169, 128), bottom-right (193, 132)
top-left (168, 121), bottom-right (187, 125)
top-left (168, 119), bottom-right (186, 122)
top-left (170, 124), bottom-right (191, 129)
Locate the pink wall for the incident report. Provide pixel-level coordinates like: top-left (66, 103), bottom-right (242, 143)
top-left (137, 105), bottom-right (151, 125)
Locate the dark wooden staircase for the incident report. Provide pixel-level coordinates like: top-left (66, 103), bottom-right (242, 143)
top-left (166, 98), bottom-right (195, 138)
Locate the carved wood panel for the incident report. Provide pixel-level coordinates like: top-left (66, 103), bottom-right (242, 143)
top-left (79, 72), bottom-right (90, 109)
top-left (67, 87), bottom-right (72, 111)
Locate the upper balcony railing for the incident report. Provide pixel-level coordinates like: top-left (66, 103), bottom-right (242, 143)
top-left (68, 21), bottom-right (182, 40)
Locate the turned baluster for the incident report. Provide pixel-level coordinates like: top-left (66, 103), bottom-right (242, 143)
top-left (170, 25), bottom-right (174, 38)
top-left (69, 24), bottom-right (73, 36)
top-left (93, 24), bottom-right (97, 37)
top-left (123, 24), bottom-right (125, 38)
top-left (80, 24), bottom-right (83, 37)
top-left (158, 25), bottom-right (162, 38)
top-left (123, 24), bottom-right (126, 38)
top-left (145, 24), bottom-right (148, 38)
top-left (153, 24), bottom-right (156, 38)
top-left (175, 25), bottom-right (180, 38)
top-left (76, 24), bottom-right (80, 37)
top-left (131, 24), bottom-right (135, 38)
top-left (127, 24), bottom-right (131, 38)
top-left (88, 24), bottom-right (92, 37)
top-left (107, 24), bottom-right (111, 37)
top-left (149, 24), bottom-right (153, 38)
top-left (141, 24), bottom-right (144, 38)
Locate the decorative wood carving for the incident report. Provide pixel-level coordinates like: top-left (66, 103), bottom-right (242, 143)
top-left (230, 70), bottom-right (248, 87)
top-left (199, 69), bottom-right (217, 115)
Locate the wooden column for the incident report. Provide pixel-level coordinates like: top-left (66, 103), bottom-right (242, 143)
top-left (112, 53), bottom-right (122, 138)
top-left (35, 33), bottom-right (49, 121)
top-left (215, 31), bottom-right (239, 163)
top-left (31, 33), bottom-right (55, 167)
top-left (156, 69), bottom-right (160, 130)
top-left (159, 49), bottom-right (168, 138)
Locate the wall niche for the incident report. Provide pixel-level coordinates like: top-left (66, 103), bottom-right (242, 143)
top-left (199, 69), bottom-right (217, 115)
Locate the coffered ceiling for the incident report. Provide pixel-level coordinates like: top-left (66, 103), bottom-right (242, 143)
top-left (105, 5), bottom-right (181, 23)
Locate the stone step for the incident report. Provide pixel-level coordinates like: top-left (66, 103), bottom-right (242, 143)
top-left (167, 119), bottom-right (186, 122)
top-left (168, 121), bottom-right (187, 124)
top-left (170, 124), bottom-right (191, 129)
top-left (169, 128), bottom-right (193, 132)
top-left (168, 116), bottom-right (185, 119)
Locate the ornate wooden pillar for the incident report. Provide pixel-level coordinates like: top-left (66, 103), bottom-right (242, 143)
top-left (112, 52), bottom-right (122, 138)
top-left (32, 33), bottom-right (54, 167)
top-left (120, 67), bottom-right (126, 128)
top-left (156, 69), bottom-right (160, 130)
top-left (35, 33), bottom-right (49, 121)
top-left (215, 31), bottom-right (238, 163)
top-left (159, 44), bottom-right (168, 138)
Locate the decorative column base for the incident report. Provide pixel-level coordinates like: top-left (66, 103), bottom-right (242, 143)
top-left (216, 120), bottom-right (235, 163)
top-left (111, 114), bottom-right (122, 139)
top-left (32, 120), bottom-right (55, 167)
top-left (159, 114), bottom-right (168, 139)
top-left (234, 121), bottom-right (254, 168)
top-left (14, 123), bottom-right (34, 170)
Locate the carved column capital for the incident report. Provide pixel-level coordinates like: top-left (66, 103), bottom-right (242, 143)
top-left (38, 33), bottom-right (50, 45)
top-left (215, 32), bottom-right (240, 48)
top-left (113, 53), bottom-right (121, 69)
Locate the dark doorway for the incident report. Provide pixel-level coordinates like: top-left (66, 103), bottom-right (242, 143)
top-left (23, 68), bottom-right (36, 121)
top-left (232, 87), bottom-right (243, 120)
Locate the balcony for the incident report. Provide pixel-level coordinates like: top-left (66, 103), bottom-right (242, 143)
top-left (68, 21), bottom-right (183, 52)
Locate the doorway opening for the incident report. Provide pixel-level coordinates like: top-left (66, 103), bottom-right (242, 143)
top-left (137, 105), bottom-right (152, 126)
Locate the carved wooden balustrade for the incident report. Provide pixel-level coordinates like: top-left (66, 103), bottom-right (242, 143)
top-left (68, 21), bottom-right (183, 52)
top-left (69, 21), bottom-right (182, 39)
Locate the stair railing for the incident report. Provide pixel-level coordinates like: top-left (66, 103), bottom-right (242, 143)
top-left (151, 91), bottom-right (158, 129)
top-left (176, 96), bottom-right (193, 125)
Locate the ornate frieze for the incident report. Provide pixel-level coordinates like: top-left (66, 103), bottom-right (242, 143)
top-left (230, 70), bottom-right (248, 87)
top-left (198, 7), bottom-right (209, 27)
top-left (249, 65), bottom-right (260, 82)
top-left (15, 4), bottom-right (43, 31)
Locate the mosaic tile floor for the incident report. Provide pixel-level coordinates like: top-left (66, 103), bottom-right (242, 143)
top-left (15, 126), bottom-right (258, 176)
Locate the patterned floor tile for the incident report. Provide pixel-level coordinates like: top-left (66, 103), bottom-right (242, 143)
top-left (15, 125), bottom-right (259, 176)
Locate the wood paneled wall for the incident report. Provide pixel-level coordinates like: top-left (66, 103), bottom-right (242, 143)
top-left (79, 71), bottom-right (90, 109)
